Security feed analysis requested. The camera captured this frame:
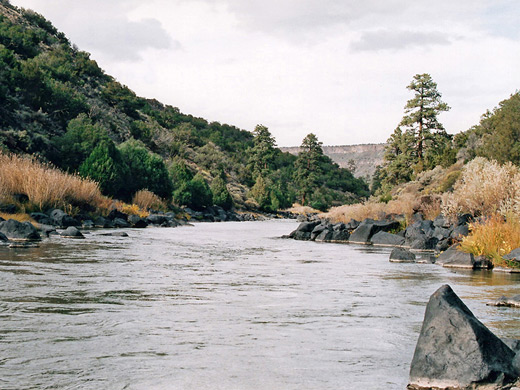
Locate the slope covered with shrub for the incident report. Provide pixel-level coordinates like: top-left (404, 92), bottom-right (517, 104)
top-left (0, 0), bottom-right (368, 212)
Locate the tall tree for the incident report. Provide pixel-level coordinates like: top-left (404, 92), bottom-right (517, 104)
top-left (247, 124), bottom-right (276, 179)
top-left (294, 133), bottom-right (324, 205)
top-left (399, 73), bottom-right (450, 169)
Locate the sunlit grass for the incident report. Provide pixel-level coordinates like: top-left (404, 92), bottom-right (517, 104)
top-left (459, 214), bottom-right (520, 268)
top-left (0, 152), bottom-right (110, 213)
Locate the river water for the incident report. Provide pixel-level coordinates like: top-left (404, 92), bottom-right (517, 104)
top-left (1, 219), bottom-right (520, 390)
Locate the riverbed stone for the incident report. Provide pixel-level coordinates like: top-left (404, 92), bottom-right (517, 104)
top-left (314, 229), bottom-right (333, 242)
top-left (349, 223), bottom-right (377, 244)
top-left (0, 219), bottom-right (41, 241)
top-left (436, 245), bottom-right (477, 269)
top-left (127, 215), bottom-right (148, 228)
top-left (330, 229), bottom-right (350, 242)
top-left (408, 284), bottom-right (518, 390)
top-left (409, 236), bottom-right (438, 250)
top-left (113, 217), bottom-right (130, 228)
top-left (389, 248), bottom-right (416, 262)
top-left (345, 219), bottom-right (360, 230)
top-left (60, 226), bottom-right (84, 239)
top-left (49, 209), bottom-right (79, 227)
top-left (371, 231), bottom-right (405, 246)
top-left (488, 295), bottom-right (520, 308)
top-left (0, 232), bottom-right (8, 242)
top-left (451, 224), bottom-right (470, 240)
top-left (504, 248), bottom-right (520, 262)
top-left (311, 223), bottom-right (329, 240)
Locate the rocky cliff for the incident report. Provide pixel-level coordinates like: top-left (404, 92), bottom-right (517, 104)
top-left (281, 144), bottom-right (385, 179)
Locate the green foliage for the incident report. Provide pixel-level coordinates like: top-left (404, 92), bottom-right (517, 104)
top-left (399, 73), bottom-right (450, 165)
top-left (475, 93), bottom-right (520, 165)
top-left (211, 175), bottom-right (233, 210)
top-left (294, 133), bottom-right (325, 205)
top-left (79, 139), bottom-right (128, 197)
top-left (53, 114), bottom-right (110, 171)
top-left (101, 80), bottom-right (143, 119)
top-left (248, 124), bottom-right (276, 179)
top-left (173, 172), bottom-right (213, 210)
top-left (379, 74), bottom-right (454, 192)
top-left (118, 139), bottom-right (173, 200)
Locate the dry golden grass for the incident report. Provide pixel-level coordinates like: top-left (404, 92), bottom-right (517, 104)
top-left (459, 214), bottom-right (520, 268)
top-left (114, 201), bottom-right (149, 219)
top-left (0, 212), bottom-right (35, 223)
top-left (285, 204), bottom-right (321, 215)
top-left (132, 190), bottom-right (167, 212)
top-left (0, 152), bottom-right (109, 212)
top-left (322, 193), bottom-right (420, 224)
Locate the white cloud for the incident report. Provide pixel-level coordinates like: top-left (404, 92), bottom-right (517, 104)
top-left (8, 0), bottom-right (520, 146)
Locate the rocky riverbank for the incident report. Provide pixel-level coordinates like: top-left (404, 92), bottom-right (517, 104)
top-left (284, 212), bottom-right (520, 272)
top-left (0, 206), bottom-right (296, 245)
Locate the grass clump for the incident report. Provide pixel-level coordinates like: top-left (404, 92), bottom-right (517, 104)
top-left (459, 215), bottom-right (520, 268)
top-left (0, 152), bottom-right (110, 213)
top-left (132, 190), bottom-right (167, 212)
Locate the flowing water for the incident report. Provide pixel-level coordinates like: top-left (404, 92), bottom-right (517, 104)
top-left (1, 219), bottom-right (520, 390)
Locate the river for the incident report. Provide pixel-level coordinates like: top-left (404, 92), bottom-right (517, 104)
top-left (1, 219), bottom-right (520, 390)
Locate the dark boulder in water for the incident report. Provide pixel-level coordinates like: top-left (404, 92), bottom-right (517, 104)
top-left (408, 284), bottom-right (518, 389)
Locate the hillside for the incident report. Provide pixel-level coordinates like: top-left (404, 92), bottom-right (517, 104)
top-left (281, 143), bottom-right (385, 179)
top-left (0, 0), bottom-right (369, 213)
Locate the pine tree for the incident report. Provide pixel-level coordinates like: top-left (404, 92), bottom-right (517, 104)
top-left (399, 73), bottom-right (450, 169)
top-left (294, 133), bottom-right (325, 205)
top-left (247, 124), bottom-right (276, 179)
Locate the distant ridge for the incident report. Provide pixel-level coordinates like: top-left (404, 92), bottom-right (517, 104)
top-left (280, 143), bottom-right (385, 179)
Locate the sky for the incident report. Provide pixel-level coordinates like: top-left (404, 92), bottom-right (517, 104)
top-left (9, 0), bottom-right (520, 146)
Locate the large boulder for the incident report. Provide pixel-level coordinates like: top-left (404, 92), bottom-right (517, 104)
top-left (436, 246), bottom-right (475, 269)
top-left (314, 229), bottom-right (333, 242)
top-left (60, 226), bottom-right (85, 239)
top-left (349, 223), bottom-right (377, 244)
top-left (408, 284), bottom-right (518, 389)
top-left (330, 229), bottom-right (350, 242)
top-left (370, 231), bottom-right (405, 246)
top-left (128, 215), bottom-right (148, 228)
top-left (389, 248), bottom-right (416, 263)
top-left (146, 214), bottom-right (168, 225)
top-left (436, 245), bottom-right (492, 269)
top-left (49, 209), bottom-right (79, 227)
top-left (30, 212), bottom-right (54, 226)
top-left (0, 219), bottom-right (41, 241)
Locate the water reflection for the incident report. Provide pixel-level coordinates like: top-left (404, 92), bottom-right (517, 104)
top-left (0, 220), bottom-right (519, 390)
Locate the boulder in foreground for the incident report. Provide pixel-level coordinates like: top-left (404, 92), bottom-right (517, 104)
top-left (0, 219), bottom-right (41, 241)
top-left (408, 284), bottom-right (518, 389)
top-left (389, 248), bottom-right (416, 263)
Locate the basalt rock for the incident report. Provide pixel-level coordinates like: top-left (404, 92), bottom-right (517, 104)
top-left (389, 248), bottom-right (416, 263)
top-left (0, 219), bottom-right (41, 241)
top-left (370, 231), bottom-right (405, 247)
top-left (408, 284), bottom-right (518, 390)
top-left (49, 209), bottom-right (79, 227)
top-left (488, 295), bottom-right (520, 308)
top-left (60, 226), bottom-right (84, 239)
top-left (128, 215), bottom-right (148, 228)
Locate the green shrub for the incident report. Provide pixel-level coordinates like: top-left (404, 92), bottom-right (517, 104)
top-left (79, 139), bottom-right (128, 197)
top-left (211, 176), bottom-right (233, 210)
top-left (118, 139), bottom-right (173, 200)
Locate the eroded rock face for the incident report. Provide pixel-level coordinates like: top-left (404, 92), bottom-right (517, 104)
top-left (408, 285), bottom-right (518, 390)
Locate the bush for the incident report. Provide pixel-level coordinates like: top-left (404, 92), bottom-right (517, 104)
top-left (53, 114), bottom-right (110, 171)
top-left (79, 139), bottom-right (128, 197)
top-left (172, 172), bottom-right (213, 210)
top-left (118, 139), bottom-right (173, 200)
top-left (211, 176), bottom-right (233, 210)
top-left (442, 157), bottom-right (520, 220)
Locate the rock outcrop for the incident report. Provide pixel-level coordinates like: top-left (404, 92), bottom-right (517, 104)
top-left (408, 285), bottom-right (518, 389)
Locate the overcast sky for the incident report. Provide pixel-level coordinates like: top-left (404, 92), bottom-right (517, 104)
top-left (10, 0), bottom-right (520, 146)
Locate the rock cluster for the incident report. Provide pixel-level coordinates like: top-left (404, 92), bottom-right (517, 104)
top-left (287, 212), bottom-right (472, 252)
top-left (408, 285), bottom-right (520, 390)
